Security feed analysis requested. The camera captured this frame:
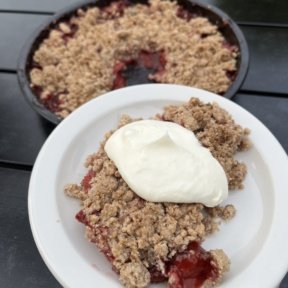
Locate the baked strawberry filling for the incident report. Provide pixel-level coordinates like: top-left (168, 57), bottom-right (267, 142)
top-left (167, 242), bottom-right (218, 288)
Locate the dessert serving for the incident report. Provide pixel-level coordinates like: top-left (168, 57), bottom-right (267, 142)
top-left (65, 97), bottom-right (251, 288)
top-left (28, 0), bottom-right (240, 119)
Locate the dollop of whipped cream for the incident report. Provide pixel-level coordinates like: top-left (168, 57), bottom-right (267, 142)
top-left (104, 120), bottom-right (228, 207)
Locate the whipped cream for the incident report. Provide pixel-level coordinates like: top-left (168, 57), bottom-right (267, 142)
top-left (104, 120), bottom-right (228, 207)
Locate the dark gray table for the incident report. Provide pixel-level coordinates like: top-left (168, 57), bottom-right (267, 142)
top-left (0, 0), bottom-right (287, 287)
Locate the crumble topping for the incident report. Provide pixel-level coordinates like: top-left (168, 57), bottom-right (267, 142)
top-left (65, 98), bottom-right (250, 287)
top-left (30, 0), bottom-right (238, 118)
top-left (120, 262), bottom-right (151, 288)
top-left (160, 98), bottom-right (250, 190)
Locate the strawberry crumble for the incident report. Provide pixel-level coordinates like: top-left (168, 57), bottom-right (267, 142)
top-left (30, 0), bottom-right (238, 118)
top-left (65, 98), bottom-right (250, 288)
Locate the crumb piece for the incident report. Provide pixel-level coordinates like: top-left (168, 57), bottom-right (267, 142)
top-left (208, 204), bottom-right (236, 221)
top-left (119, 262), bottom-right (150, 288)
top-left (59, 23), bottom-right (71, 34)
top-left (118, 114), bottom-right (135, 127)
top-left (210, 249), bottom-right (230, 284)
top-left (64, 184), bottom-right (86, 200)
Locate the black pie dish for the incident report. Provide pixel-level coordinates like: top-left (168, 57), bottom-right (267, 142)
top-left (17, 0), bottom-right (249, 125)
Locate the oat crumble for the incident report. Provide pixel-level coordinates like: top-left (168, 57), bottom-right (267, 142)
top-left (30, 0), bottom-right (238, 118)
top-left (65, 98), bottom-right (250, 288)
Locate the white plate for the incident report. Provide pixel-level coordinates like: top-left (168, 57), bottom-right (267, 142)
top-left (28, 84), bottom-right (288, 288)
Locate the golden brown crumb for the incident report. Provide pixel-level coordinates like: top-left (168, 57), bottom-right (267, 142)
top-left (207, 204), bottom-right (236, 221)
top-left (65, 98), bottom-right (250, 287)
top-left (120, 262), bottom-right (150, 288)
top-left (30, 0), bottom-right (237, 118)
top-left (208, 250), bottom-right (230, 287)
